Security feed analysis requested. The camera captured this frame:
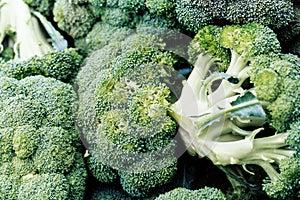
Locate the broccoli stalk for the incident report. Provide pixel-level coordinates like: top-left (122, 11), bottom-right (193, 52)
top-left (0, 0), bottom-right (54, 61)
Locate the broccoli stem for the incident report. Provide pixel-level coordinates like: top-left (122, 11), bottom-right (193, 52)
top-left (184, 123), bottom-right (294, 166)
top-left (187, 53), bottom-right (216, 98)
top-left (253, 160), bottom-right (280, 182)
top-left (226, 50), bottom-right (248, 76)
top-left (0, 0), bottom-right (53, 61)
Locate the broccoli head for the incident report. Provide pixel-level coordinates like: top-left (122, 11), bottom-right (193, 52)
top-left (0, 75), bottom-right (87, 199)
top-left (226, 0), bottom-right (295, 30)
top-left (169, 23), bottom-right (300, 199)
top-left (18, 173), bottom-right (69, 200)
top-left (76, 33), bottom-right (183, 197)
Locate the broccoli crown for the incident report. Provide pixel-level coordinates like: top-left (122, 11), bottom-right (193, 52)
top-left (76, 33), bottom-right (182, 197)
top-left (0, 48), bottom-right (83, 83)
top-left (53, 0), bottom-right (98, 38)
top-left (0, 0), bottom-right (53, 61)
top-left (86, 155), bottom-right (118, 183)
top-left (0, 75), bottom-right (87, 199)
top-left (226, 0), bottom-right (295, 29)
top-left (155, 187), bottom-right (226, 200)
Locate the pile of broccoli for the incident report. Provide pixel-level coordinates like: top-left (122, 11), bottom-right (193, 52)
top-left (0, 0), bottom-right (300, 199)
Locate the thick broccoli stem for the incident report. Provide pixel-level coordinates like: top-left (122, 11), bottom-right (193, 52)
top-left (186, 53), bottom-right (217, 100)
top-left (170, 92), bottom-right (263, 147)
top-left (0, 0), bottom-right (53, 61)
top-left (184, 123), bottom-right (294, 167)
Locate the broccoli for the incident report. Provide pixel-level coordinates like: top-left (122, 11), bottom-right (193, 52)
top-left (74, 22), bottom-right (132, 56)
top-left (53, 0), bottom-right (99, 39)
top-left (169, 23), bottom-right (300, 199)
top-left (0, 48), bottom-right (84, 83)
top-left (88, 184), bottom-right (132, 200)
top-left (18, 173), bottom-right (70, 200)
top-left (76, 33), bottom-right (182, 197)
top-left (226, 0), bottom-right (295, 30)
top-left (145, 0), bottom-right (176, 18)
top-left (0, 75), bottom-right (87, 199)
top-left (175, 0), bottom-right (296, 34)
top-left (175, 0), bottom-right (227, 33)
top-left (0, 0), bottom-right (54, 61)
top-left (23, 0), bottom-right (55, 17)
top-left (155, 187), bottom-right (226, 200)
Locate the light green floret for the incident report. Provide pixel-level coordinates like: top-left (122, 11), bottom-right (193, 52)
top-left (155, 187), bottom-right (226, 200)
top-left (18, 173), bottom-right (70, 200)
top-left (13, 125), bottom-right (39, 159)
top-left (33, 127), bottom-right (76, 174)
top-left (53, 0), bottom-right (97, 38)
top-left (250, 53), bottom-right (300, 131)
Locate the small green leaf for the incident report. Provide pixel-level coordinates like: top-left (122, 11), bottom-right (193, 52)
top-left (230, 91), bottom-right (266, 119)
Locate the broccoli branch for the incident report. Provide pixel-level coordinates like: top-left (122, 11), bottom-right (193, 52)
top-left (0, 0), bottom-right (54, 61)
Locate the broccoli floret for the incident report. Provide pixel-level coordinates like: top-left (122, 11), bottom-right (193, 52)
top-left (74, 22), bottom-right (131, 56)
top-left (155, 187), bottom-right (226, 200)
top-left (264, 122), bottom-right (300, 200)
top-left (118, 0), bottom-right (146, 13)
top-left (250, 53), bottom-right (300, 131)
top-left (175, 0), bottom-right (227, 33)
top-left (0, 48), bottom-right (83, 82)
top-left (88, 184), bottom-right (132, 200)
top-left (23, 0), bottom-right (55, 17)
top-left (0, 75), bottom-right (87, 199)
top-left (18, 173), bottom-right (70, 200)
top-left (276, 6), bottom-right (300, 44)
top-left (53, 0), bottom-right (98, 39)
top-left (33, 127), bottom-right (76, 173)
top-left (12, 125), bottom-right (39, 159)
top-left (169, 23), bottom-right (300, 199)
top-left (0, 0), bottom-right (54, 61)
top-left (101, 7), bottom-right (133, 27)
top-left (226, 0), bottom-right (295, 30)
top-left (86, 154), bottom-right (118, 184)
top-left (0, 127), bottom-right (15, 162)
top-left (66, 152), bottom-right (88, 200)
top-left (76, 33), bottom-right (181, 197)
top-left (0, 175), bottom-right (19, 200)
top-left (263, 156), bottom-right (300, 199)
top-left (145, 0), bottom-right (176, 18)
